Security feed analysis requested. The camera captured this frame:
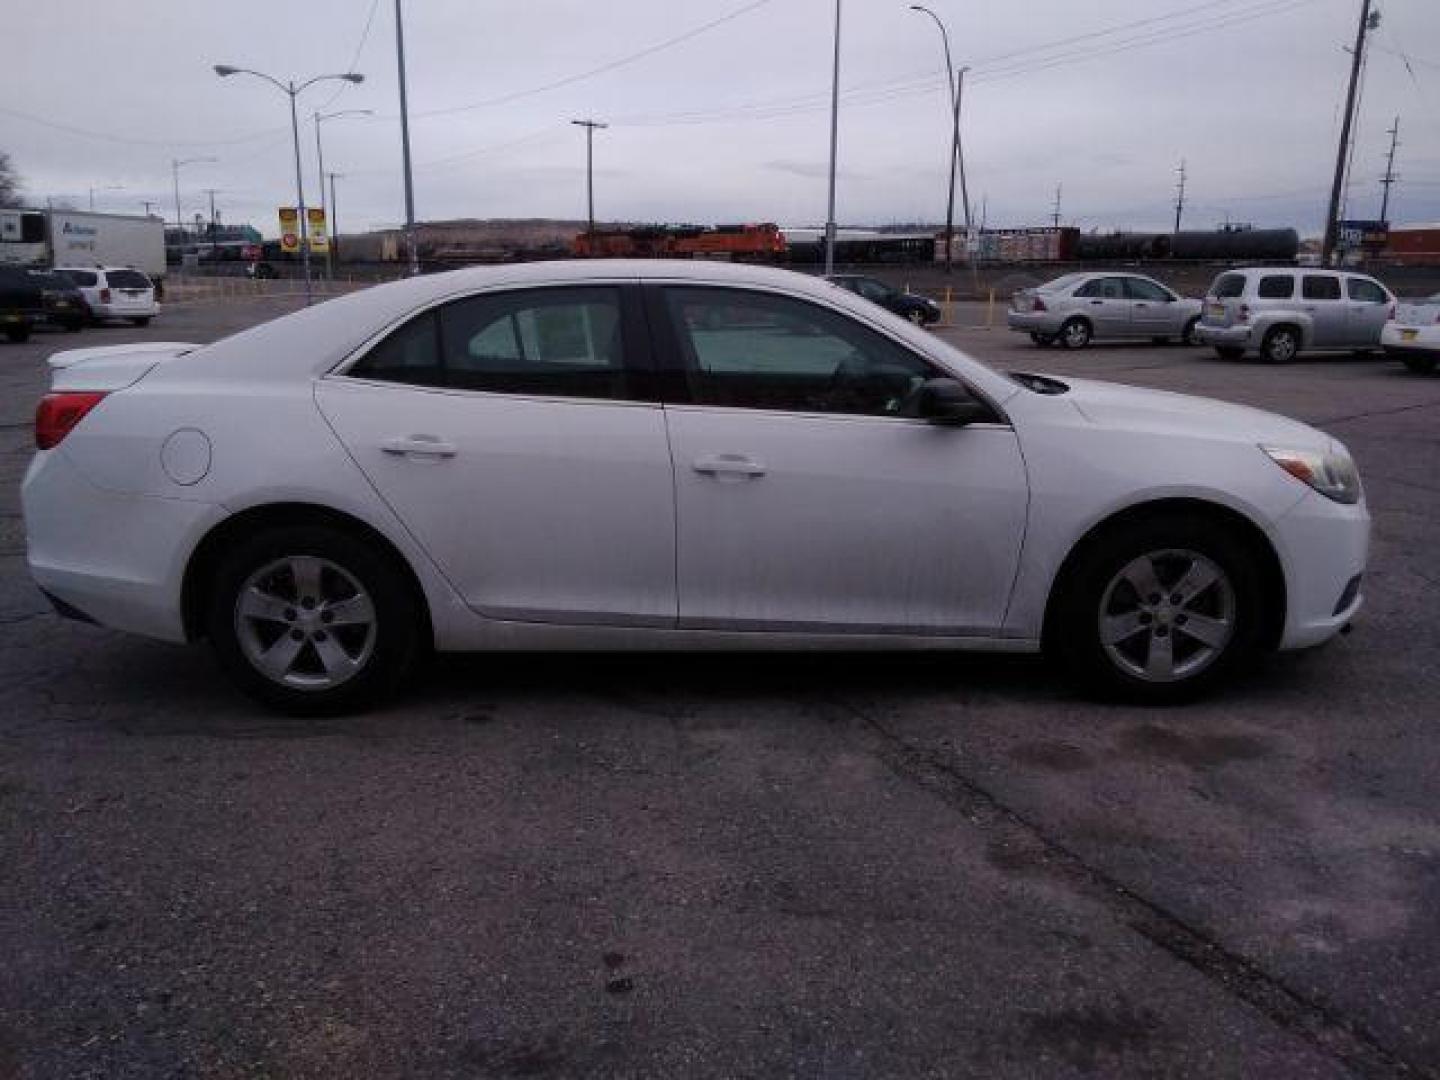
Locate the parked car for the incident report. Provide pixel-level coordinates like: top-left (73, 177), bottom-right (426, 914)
top-left (1194, 268), bottom-right (1395, 362)
top-left (1381, 293), bottom-right (1440, 374)
top-left (23, 261), bottom-right (1368, 713)
top-left (0, 264), bottom-right (46, 343)
top-left (1007, 272), bottom-right (1202, 349)
top-left (52, 266), bottom-right (160, 326)
top-left (27, 270), bottom-right (87, 332)
top-left (826, 274), bottom-right (941, 325)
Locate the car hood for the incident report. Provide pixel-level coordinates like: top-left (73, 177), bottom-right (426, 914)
top-left (1059, 376), bottom-right (1332, 450)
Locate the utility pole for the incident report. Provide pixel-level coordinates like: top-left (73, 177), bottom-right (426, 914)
top-left (395, 0), bottom-right (419, 276)
top-left (1379, 114), bottom-right (1400, 223)
top-left (824, 0), bottom-right (842, 276)
top-left (1322, 0), bottom-right (1377, 267)
top-left (570, 119), bottom-right (608, 235)
top-left (1173, 159), bottom-right (1188, 233)
top-left (1051, 184), bottom-right (1063, 229)
top-left (328, 172), bottom-right (342, 267)
top-left (203, 188), bottom-right (220, 240)
top-left (141, 200), bottom-right (156, 217)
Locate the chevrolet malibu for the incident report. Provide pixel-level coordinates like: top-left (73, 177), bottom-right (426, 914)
top-left (22, 261), bottom-right (1368, 713)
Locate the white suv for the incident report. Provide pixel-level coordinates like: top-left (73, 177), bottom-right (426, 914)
top-left (1195, 268), bottom-right (1394, 362)
top-left (54, 266), bottom-right (160, 327)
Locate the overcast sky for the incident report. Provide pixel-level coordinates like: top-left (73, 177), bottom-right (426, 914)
top-left (4, 0), bottom-right (1439, 238)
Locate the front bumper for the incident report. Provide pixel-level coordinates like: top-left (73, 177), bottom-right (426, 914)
top-left (1193, 323), bottom-right (1252, 348)
top-left (1272, 487), bottom-right (1370, 650)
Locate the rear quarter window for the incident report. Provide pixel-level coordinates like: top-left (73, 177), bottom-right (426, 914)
top-left (1346, 277), bottom-right (1388, 303)
top-left (1302, 275), bottom-right (1342, 301)
top-left (1257, 275), bottom-right (1294, 299)
top-left (105, 270), bottom-right (152, 289)
top-left (1211, 274), bottom-right (1247, 299)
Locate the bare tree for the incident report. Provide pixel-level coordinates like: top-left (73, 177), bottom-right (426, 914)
top-left (0, 152), bottom-right (23, 208)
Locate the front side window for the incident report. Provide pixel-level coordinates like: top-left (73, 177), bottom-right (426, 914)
top-left (1125, 278), bottom-right (1172, 302)
top-left (1075, 277), bottom-right (1126, 299)
top-left (348, 287), bottom-right (631, 400)
top-left (61, 269), bottom-right (98, 287)
top-left (663, 287), bottom-right (942, 417)
top-left (1346, 277), bottom-right (1388, 303)
top-left (1257, 275), bottom-right (1295, 299)
top-left (1303, 275), bottom-right (1342, 301)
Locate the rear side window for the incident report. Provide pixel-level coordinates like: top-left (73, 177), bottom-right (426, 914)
top-left (1074, 277), bottom-right (1125, 299)
top-left (1124, 278), bottom-right (1172, 302)
top-left (349, 311), bottom-right (443, 386)
top-left (1302, 275), bottom-right (1342, 300)
top-left (61, 269), bottom-right (98, 287)
top-left (1211, 274), bottom-right (1246, 299)
top-left (1257, 275), bottom-right (1294, 299)
top-left (105, 269), bottom-right (152, 289)
top-left (1347, 278), bottom-right (1387, 303)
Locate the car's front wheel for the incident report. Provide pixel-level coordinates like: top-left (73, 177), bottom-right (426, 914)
top-left (130, 317), bottom-right (152, 327)
top-left (1401, 354), bottom-right (1437, 374)
top-left (905, 307), bottom-right (926, 325)
top-left (1260, 326), bottom-right (1300, 363)
top-left (206, 525), bottom-right (423, 714)
top-left (1180, 317), bottom-right (1199, 346)
top-left (1050, 514), bottom-right (1265, 702)
top-left (1059, 317), bottom-right (1092, 349)
top-left (4, 326), bottom-right (30, 343)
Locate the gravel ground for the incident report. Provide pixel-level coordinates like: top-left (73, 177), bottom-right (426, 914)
top-left (1, 293), bottom-right (1438, 1078)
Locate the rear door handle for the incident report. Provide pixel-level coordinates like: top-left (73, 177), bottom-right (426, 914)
top-left (693, 453), bottom-right (766, 479)
top-left (382, 435), bottom-right (458, 459)
top-left (1089, 300), bottom-right (1104, 305)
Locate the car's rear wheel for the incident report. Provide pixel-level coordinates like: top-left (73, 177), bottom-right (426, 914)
top-left (4, 327), bottom-right (30, 344)
top-left (1260, 326), bottom-right (1300, 364)
top-left (906, 307), bottom-right (926, 325)
top-left (130, 317), bottom-right (151, 327)
top-left (1051, 515), bottom-right (1264, 702)
top-left (1215, 346), bottom-right (1245, 360)
top-left (206, 525), bottom-right (422, 714)
top-left (1029, 332), bottom-right (1055, 347)
top-left (1401, 354), bottom-right (1438, 374)
top-left (1059, 317), bottom-right (1092, 349)
top-left (1180, 317), bottom-right (1199, 346)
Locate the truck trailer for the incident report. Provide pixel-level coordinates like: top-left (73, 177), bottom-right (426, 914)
top-left (0, 208), bottom-right (166, 281)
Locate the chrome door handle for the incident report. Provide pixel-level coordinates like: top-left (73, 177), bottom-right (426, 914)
top-left (1089, 300), bottom-right (1103, 305)
top-left (382, 435), bottom-right (458, 459)
top-left (693, 453), bottom-right (766, 478)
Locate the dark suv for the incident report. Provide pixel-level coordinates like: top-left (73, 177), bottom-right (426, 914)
top-left (826, 274), bottom-right (942, 325)
top-left (0, 265), bottom-right (46, 343)
top-left (29, 270), bottom-right (87, 332)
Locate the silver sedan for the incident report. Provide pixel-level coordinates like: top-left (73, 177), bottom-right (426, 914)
top-left (1008, 272), bottom-right (1203, 349)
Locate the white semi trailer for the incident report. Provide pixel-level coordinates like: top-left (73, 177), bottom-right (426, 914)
top-left (0, 208), bottom-right (166, 281)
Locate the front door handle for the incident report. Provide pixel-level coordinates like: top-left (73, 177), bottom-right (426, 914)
top-left (1089, 300), bottom-right (1104, 305)
top-left (693, 453), bottom-right (766, 479)
top-left (382, 435), bottom-right (458, 459)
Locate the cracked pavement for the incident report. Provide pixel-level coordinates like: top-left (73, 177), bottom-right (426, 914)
top-left (1, 296), bottom-right (1438, 1078)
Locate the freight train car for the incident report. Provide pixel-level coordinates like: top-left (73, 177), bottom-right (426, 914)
top-left (572, 223), bottom-right (786, 260)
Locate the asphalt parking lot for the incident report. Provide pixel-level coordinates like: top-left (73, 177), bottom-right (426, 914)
top-left (2, 291), bottom-right (1439, 1079)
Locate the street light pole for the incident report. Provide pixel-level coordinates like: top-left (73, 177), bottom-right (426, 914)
top-left (328, 172), bottom-right (342, 267)
top-left (824, 0), bottom-right (842, 276)
top-left (394, 0), bottom-right (419, 276)
top-left (571, 119), bottom-right (608, 234)
top-left (214, 65), bottom-right (364, 305)
top-left (172, 157), bottom-right (215, 240)
top-left (909, 5), bottom-right (960, 273)
top-left (315, 109), bottom-right (373, 279)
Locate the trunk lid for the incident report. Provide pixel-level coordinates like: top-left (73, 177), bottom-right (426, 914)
top-left (47, 342), bottom-right (198, 392)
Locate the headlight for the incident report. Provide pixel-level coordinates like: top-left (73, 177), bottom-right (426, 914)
top-left (1260, 445), bottom-right (1361, 504)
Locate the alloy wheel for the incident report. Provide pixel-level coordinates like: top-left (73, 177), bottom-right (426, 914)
top-left (1097, 549), bottom-right (1236, 683)
top-left (234, 556), bottom-right (377, 690)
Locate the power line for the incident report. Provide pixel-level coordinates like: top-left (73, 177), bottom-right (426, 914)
top-left (409, 0), bottom-right (774, 119)
top-left (317, 0), bottom-right (383, 111)
top-left (0, 104), bottom-right (283, 149)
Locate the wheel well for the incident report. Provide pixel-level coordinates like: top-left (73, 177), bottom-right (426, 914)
top-left (181, 503), bottom-right (433, 646)
top-left (1041, 498), bottom-right (1287, 652)
top-left (1264, 321), bottom-right (1304, 346)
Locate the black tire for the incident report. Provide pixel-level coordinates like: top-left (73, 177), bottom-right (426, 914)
top-left (1058, 317), bottom-right (1092, 350)
top-left (1029, 331), bottom-right (1056, 347)
top-left (1214, 346), bottom-right (1245, 360)
top-left (1048, 513), bottom-right (1265, 704)
top-left (4, 326), bottom-right (30, 344)
top-left (1180, 317), bottom-right (1199, 346)
top-left (905, 307), bottom-right (926, 325)
top-left (1260, 325), bottom-right (1300, 364)
top-left (1151, 336), bottom-right (1170, 345)
top-left (129, 317), bottom-right (152, 327)
top-left (64, 319), bottom-right (84, 332)
top-left (1401, 354), bottom-right (1438, 375)
top-left (205, 525), bottom-right (423, 715)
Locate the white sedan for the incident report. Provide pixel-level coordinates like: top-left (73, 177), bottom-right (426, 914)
top-left (22, 261), bottom-right (1368, 712)
top-left (1382, 293), bottom-right (1440, 374)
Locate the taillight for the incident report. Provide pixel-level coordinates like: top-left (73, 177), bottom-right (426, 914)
top-left (1033, 296), bottom-right (1047, 312)
top-left (1238, 304), bottom-right (1251, 323)
top-left (35, 392), bottom-right (107, 450)
top-left (99, 287), bottom-right (112, 304)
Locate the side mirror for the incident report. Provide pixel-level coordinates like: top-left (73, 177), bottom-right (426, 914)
top-left (914, 378), bottom-right (992, 425)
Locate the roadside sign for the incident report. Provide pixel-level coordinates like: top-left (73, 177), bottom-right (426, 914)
top-left (278, 207), bottom-right (299, 252)
top-left (306, 207), bottom-right (328, 253)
